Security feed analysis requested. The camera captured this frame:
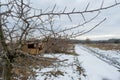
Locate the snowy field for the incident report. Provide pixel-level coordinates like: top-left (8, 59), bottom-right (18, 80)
top-left (83, 45), bottom-right (120, 69)
top-left (36, 44), bottom-right (120, 80)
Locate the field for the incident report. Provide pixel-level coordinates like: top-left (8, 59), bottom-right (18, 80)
top-left (1, 44), bottom-right (120, 80)
top-left (85, 43), bottom-right (120, 50)
top-left (36, 45), bottom-right (120, 80)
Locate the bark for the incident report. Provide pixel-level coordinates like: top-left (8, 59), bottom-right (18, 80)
top-left (0, 17), bottom-right (8, 52)
top-left (3, 60), bottom-right (12, 80)
top-left (0, 15), bottom-right (12, 80)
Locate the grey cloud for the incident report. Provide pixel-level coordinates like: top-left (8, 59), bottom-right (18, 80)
top-left (30, 0), bottom-right (120, 40)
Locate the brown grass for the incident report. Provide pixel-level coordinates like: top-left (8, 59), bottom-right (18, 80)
top-left (42, 70), bottom-right (64, 77)
top-left (10, 56), bottom-right (57, 80)
top-left (85, 43), bottom-right (120, 50)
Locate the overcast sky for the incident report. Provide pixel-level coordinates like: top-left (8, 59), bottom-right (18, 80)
top-left (30, 0), bottom-right (120, 40)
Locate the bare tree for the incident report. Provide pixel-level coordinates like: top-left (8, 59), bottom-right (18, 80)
top-left (0, 0), bottom-right (120, 79)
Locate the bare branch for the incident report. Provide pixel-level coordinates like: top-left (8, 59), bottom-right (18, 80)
top-left (72, 18), bottom-right (106, 38)
top-left (67, 14), bottom-right (72, 22)
top-left (85, 3), bottom-right (90, 11)
top-left (52, 4), bottom-right (56, 13)
top-left (25, 2), bottom-right (120, 19)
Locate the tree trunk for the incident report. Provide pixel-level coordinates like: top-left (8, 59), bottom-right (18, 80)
top-left (0, 13), bottom-right (13, 80)
top-left (3, 59), bottom-right (12, 80)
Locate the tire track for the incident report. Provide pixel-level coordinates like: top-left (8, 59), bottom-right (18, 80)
top-left (79, 45), bottom-right (120, 69)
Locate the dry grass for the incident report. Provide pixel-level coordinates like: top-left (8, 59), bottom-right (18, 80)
top-left (85, 43), bottom-right (120, 50)
top-left (10, 56), bottom-right (58, 80)
top-left (42, 70), bottom-right (64, 77)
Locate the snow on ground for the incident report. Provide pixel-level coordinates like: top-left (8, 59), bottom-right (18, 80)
top-left (87, 46), bottom-right (120, 63)
top-left (83, 45), bottom-right (120, 69)
top-left (76, 45), bottom-right (120, 80)
top-left (36, 53), bottom-right (85, 80)
top-left (36, 44), bottom-right (120, 80)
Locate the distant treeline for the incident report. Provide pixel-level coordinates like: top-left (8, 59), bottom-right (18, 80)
top-left (69, 39), bottom-right (120, 44)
